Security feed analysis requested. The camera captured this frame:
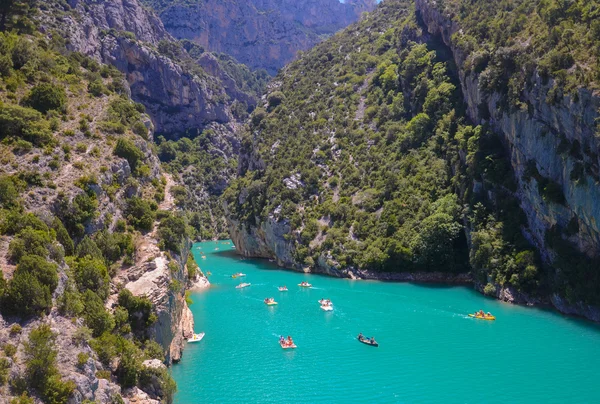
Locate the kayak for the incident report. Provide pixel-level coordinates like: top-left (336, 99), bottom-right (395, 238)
top-left (320, 305), bottom-right (333, 311)
top-left (231, 273), bottom-right (246, 278)
top-left (298, 283), bottom-right (312, 288)
top-left (266, 302), bottom-right (278, 306)
top-left (280, 341), bottom-right (297, 349)
top-left (278, 287), bottom-right (288, 291)
top-left (236, 283), bottom-right (251, 289)
top-left (357, 336), bottom-right (378, 347)
top-left (188, 332), bottom-right (205, 343)
top-left (468, 314), bottom-right (496, 321)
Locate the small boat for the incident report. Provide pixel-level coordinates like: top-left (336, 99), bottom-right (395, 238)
top-left (188, 332), bottom-right (205, 343)
top-left (468, 314), bottom-right (496, 321)
top-left (264, 298), bottom-right (278, 306)
top-left (357, 335), bottom-right (378, 347)
top-left (298, 282), bottom-right (312, 288)
top-left (320, 304), bottom-right (333, 311)
top-left (317, 299), bottom-right (332, 305)
top-left (278, 286), bottom-right (288, 291)
top-left (236, 283), bottom-right (251, 289)
top-left (231, 273), bottom-right (246, 278)
top-left (280, 340), bottom-right (297, 349)
top-left (201, 256), bottom-right (206, 259)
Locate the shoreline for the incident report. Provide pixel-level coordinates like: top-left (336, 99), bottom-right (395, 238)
top-left (229, 251), bottom-right (600, 323)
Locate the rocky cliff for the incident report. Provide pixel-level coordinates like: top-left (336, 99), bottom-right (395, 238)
top-left (415, 0), bottom-right (600, 261)
top-left (144, 0), bottom-right (377, 74)
top-left (224, 0), bottom-right (600, 321)
top-left (42, 0), bottom-right (253, 137)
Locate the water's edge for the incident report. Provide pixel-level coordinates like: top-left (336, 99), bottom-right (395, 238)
top-left (230, 249), bottom-right (600, 323)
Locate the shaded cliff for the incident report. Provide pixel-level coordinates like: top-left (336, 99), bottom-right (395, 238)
top-left (142, 0), bottom-right (377, 74)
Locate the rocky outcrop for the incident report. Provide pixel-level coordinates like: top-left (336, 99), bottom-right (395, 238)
top-left (43, 0), bottom-right (245, 136)
top-left (150, 0), bottom-right (377, 74)
top-left (415, 0), bottom-right (600, 260)
top-left (227, 213), bottom-right (297, 268)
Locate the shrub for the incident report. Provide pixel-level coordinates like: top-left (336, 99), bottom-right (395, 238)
top-left (267, 91), bottom-right (285, 109)
top-left (82, 290), bottom-right (115, 337)
top-left (0, 104), bottom-right (53, 145)
top-left (125, 197), bottom-right (155, 232)
top-left (117, 289), bottom-right (156, 334)
top-left (16, 255), bottom-right (59, 292)
top-left (74, 257), bottom-right (110, 300)
top-left (3, 271), bottom-right (53, 316)
top-left (3, 343), bottom-right (17, 358)
top-left (43, 375), bottom-right (76, 404)
top-left (158, 214), bottom-right (187, 253)
top-left (483, 283), bottom-right (497, 296)
top-left (88, 79), bottom-right (107, 97)
top-left (10, 324), bottom-right (22, 335)
top-left (0, 175), bottom-right (21, 208)
top-left (8, 228), bottom-right (53, 263)
top-left (53, 217), bottom-right (74, 256)
top-left (77, 352), bottom-right (89, 368)
top-left (114, 137), bottom-right (144, 172)
top-left (24, 83), bottom-right (67, 114)
top-left (23, 324), bottom-right (58, 390)
top-left (75, 236), bottom-right (103, 260)
top-left (10, 393), bottom-right (34, 404)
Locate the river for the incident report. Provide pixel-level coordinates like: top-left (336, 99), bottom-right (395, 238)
top-left (171, 241), bottom-right (600, 403)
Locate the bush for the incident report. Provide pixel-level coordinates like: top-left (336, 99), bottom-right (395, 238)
top-left (114, 137), bottom-right (144, 173)
top-left (3, 271), bottom-right (53, 316)
top-left (83, 290), bottom-right (115, 337)
top-left (77, 352), bottom-right (89, 368)
top-left (88, 79), bottom-right (107, 97)
top-left (43, 375), bottom-right (76, 404)
top-left (16, 255), bottom-right (59, 292)
top-left (24, 324), bottom-right (58, 390)
top-left (0, 357), bottom-right (9, 385)
top-left (74, 257), bottom-right (110, 300)
top-left (0, 104), bottom-right (53, 145)
top-left (158, 214), bottom-right (187, 253)
top-left (3, 343), bottom-right (17, 358)
top-left (8, 228), bottom-right (53, 263)
top-left (75, 236), bottom-right (103, 260)
top-left (0, 175), bottom-right (21, 208)
top-left (24, 83), bottom-right (67, 114)
top-left (125, 197), bottom-right (155, 231)
top-left (117, 289), bottom-right (156, 334)
top-left (483, 283), bottom-right (497, 296)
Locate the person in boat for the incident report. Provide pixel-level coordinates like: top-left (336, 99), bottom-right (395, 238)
top-left (487, 312), bottom-right (492, 317)
top-left (279, 336), bottom-right (285, 344)
top-left (478, 309), bottom-right (485, 317)
top-left (370, 337), bottom-right (375, 344)
top-left (287, 336), bottom-right (293, 345)
top-left (358, 333), bottom-right (364, 340)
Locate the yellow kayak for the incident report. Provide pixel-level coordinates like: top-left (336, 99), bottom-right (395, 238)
top-left (468, 314), bottom-right (496, 321)
top-left (266, 302), bottom-right (278, 306)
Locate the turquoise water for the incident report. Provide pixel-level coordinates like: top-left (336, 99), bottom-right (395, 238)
top-left (172, 241), bottom-right (600, 403)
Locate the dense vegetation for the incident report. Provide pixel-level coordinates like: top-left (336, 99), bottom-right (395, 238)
top-left (225, 0), bottom-right (545, 295)
top-left (443, 0), bottom-right (600, 98)
top-left (0, 0), bottom-right (188, 401)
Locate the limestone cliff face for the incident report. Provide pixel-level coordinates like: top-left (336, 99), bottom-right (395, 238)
top-left (415, 0), bottom-right (600, 261)
top-left (151, 0), bottom-right (377, 74)
top-left (46, 0), bottom-right (242, 136)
